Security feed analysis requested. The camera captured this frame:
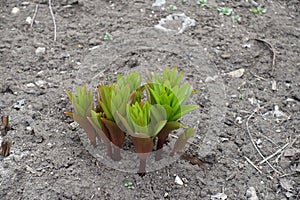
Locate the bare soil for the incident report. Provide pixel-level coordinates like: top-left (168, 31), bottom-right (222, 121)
top-left (1, 0), bottom-right (299, 199)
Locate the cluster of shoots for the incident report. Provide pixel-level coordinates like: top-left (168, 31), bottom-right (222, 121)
top-left (65, 67), bottom-right (199, 175)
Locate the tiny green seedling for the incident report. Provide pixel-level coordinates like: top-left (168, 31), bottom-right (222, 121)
top-left (124, 182), bottom-right (134, 189)
top-left (251, 6), bottom-right (266, 14)
top-left (104, 32), bottom-right (113, 40)
top-left (239, 94), bottom-right (244, 100)
top-left (168, 5), bottom-right (178, 11)
top-left (197, 0), bottom-right (207, 7)
top-left (182, 0), bottom-right (188, 4)
top-left (218, 7), bottom-right (233, 16)
top-left (232, 15), bottom-right (241, 23)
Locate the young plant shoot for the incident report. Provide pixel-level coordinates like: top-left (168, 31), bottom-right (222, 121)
top-left (65, 85), bottom-right (98, 146)
top-left (65, 68), bottom-right (198, 175)
top-left (147, 67), bottom-right (199, 160)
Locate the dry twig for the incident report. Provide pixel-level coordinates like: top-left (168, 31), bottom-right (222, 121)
top-left (246, 106), bottom-right (281, 174)
top-left (258, 142), bottom-right (290, 165)
top-left (31, 4), bottom-right (39, 28)
top-left (48, 0), bottom-right (57, 41)
top-left (244, 156), bottom-right (262, 174)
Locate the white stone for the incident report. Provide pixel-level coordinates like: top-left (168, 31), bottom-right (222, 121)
top-left (205, 75), bottom-right (218, 83)
top-left (226, 68), bottom-right (245, 78)
top-left (11, 7), bottom-right (20, 14)
top-left (175, 175), bottom-right (183, 185)
top-left (26, 83), bottom-right (35, 88)
top-left (35, 80), bottom-right (46, 88)
top-left (152, 0), bottom-right (165, 7)
top-left (35, 47), bottom-right (46, 55)
top-left (246, 187), bottom-right (258, 200)
top-left (25, 16), bottom-right (32, 24)
top-left (211, 192), bottom-right (227, 200)
top-left (271, 80), bottom-right (277, 90)
top-left (26, 126), bottom-right (33, 132)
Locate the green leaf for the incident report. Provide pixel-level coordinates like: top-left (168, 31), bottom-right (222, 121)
top-left (116, 111), bottom-right (134, 134)
top-left (171, 104), bottom-right (199, 121)
top-left (151, 120), bottom-right (167, 137)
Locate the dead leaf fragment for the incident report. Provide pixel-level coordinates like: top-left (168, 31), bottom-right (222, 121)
top-left (284, 148), bottom-right (300, 157)
top-left (211, 192), bottom-right (227, 200)
top-left (246, 187), bottom-right (258, 200)
top-left (226, 68), bottom-right (245, 78)
top-left (280, 178), bottom-right (293, 191)
top-left (1, 136), bottom-right (12, 157)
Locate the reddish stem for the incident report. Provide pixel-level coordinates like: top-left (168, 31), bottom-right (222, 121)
top-left (138, 158), bottom-right (146, 177)
top-left (113, 146), bottom-right (121, 161)
top-left (155, 138), bottom-right (165, 161)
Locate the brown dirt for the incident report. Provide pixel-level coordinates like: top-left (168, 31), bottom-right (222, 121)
top-left (1, 0), bottom-right (299, 199)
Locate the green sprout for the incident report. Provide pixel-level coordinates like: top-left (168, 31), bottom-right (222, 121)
top-left (124, 182), bottom-right (134, 189)
top-left (147, 67), bottom-right (198, 160)
top-left (218, 7), bottom-right (233, 16)
top-left (239, 94), bottom-right (244, 100)
top-left (117, 101), bottom-right (167, 175)
top-left (65, 85), bottom-right (97, 146)
top-left (167, 5), bottom-right (178, 11)
top-left (197, 0), bottom-right (207, 7)
top-left (104, 32), bottom-right (113, 40)
top-left (232, 15), bottom-right (241, 23)
top-left (251, 6), bottom-right (266, 14)
top-left (182, 0), bottom-right (188, 4)
top-left (65, 68), bottom-right (198, 175)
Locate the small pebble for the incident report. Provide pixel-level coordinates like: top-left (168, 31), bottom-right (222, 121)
top-left (205, 75), bottom-right (218, 83)
top-left (246, 187), bottom-right (258, 200)
top-left (26, 83), bottom-right (35, 88)
top-left (26, 16), bottom-right (32, 24)
top-left (11, 7), bottom-right (20, 14)
top-left (26, 126), bottom-right (33, 132)
top-left (152, 0), bottom-right (166, 7)
top-left (175, 175), bottom-right (183, 185)
top-left (235, 116), bottom-right (242, 124)
top-left (227, 68), bottom-right (245, 78)
top-left (271, 80), bottom-right (277, 90)
top-left (35, 80), bottom-right (46, 88)
top-left (220, 54), bottom-right (231, 59)
top-left (211, 192), bottom-right (227, 200)
top-left (35, 47), bottom-right (46, 55)
top-left (21, 2), bottom-right (30, 6)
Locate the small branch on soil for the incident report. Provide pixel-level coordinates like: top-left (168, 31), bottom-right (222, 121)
top-left (31, 4), bottom-right (39, 28)
top-left (249, 71), bottom-right (267, 81)
top-left (279, 172), bottom-right (297, 178)
top-left (48, 0), bottom-right (57, 41)
top-left (244, 156), bottom-right (262, 174)
top-left (247, 0), bottom-right (259, 7)
top-left (252, 38), bottom-right (276, 76)
top-left (246, 106), bottom-right (281, 174)
top-left (258, 132), bottom-right (277, 146)
top-left (258, 142), bottom-right (289, 165)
